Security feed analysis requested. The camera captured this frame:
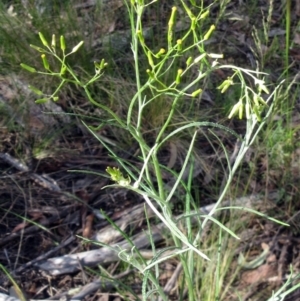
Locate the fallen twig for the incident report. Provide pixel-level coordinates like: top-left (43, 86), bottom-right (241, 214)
top-left (33, 191), bottom-right (278, 276)
top-left (0, 205), bottom-right (76, 247)
top-left (14, 236), bottom-right (76, 275)
top-left (161, 262), bottom-right (183, 299)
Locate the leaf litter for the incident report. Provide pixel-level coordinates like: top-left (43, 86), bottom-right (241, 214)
top-left (1, 0), bottom-right (300, 300)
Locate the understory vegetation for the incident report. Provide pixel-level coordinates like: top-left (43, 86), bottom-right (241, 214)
top-left (1, 0), bottom-right (300, 300)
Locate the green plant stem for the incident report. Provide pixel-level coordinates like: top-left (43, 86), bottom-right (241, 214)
top-left (181, 253), bottom-right (196, 301)
top-left (127, 1), bottom-right (157, 189)
top-left (201, 82), bottom-right (280, 230)
top-left (83, 87), bottom-right (125, 127)
top-left (285, 0), bottom-right (291, 72)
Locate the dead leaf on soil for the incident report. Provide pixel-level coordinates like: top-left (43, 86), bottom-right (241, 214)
top-left (99, 294), bottom-right (109, 301)
top-left (241, 263), bottom-right (277, 285)
top-left (296, 0), bottom-right (300, 16)
top-left (82, 213), bottom-right (94, 239)
top-left (293, 33), bottom-right (300, 45)
top-left (11, 212), bottom-right (46, 233)
top-left (167, 141), bottom-right (177, 169)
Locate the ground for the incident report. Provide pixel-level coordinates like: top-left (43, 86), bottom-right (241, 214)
top-left (1, 0), bottom-right (300, 300)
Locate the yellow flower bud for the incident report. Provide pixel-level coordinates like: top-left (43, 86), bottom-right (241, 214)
top-left (38, 32), bottom-right (49, 47)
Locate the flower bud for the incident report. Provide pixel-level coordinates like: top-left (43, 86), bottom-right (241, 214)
top-left (204, 25), bottom-right (215, 41)
top-left (217, 78), bottom-right (233, 93)
top-left (30, 44), bottom-right (46, 52)
top-left (20, 63), bottom-right (36, 73)
top-left (35, 98), bottom-right (49, 104)
top-left (51, 34), bottom-right (56, 49)
top-left (191, 89), bottom-right (202, 97)
top-left (38, 32), bottom-right (49, 47)
top-left (147, 51), bottom-right (154, 68)
top-left (186, 56), bottom-right (193, 67)
top-left (177, 39), bottom-right (182, 51)
top-left (71, 41), bottom-right (84, 54)
top-left (175, 69), bottom-right (183, 84)
top-left (28, 85), bottom-right (43, 95)
top-left (60, 35), bottom-right (66, 51)
top-left (41, 54), bottom-right (50, 70)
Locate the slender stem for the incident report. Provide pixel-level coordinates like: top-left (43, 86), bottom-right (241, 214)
top-left (83, 87), bottom-right (125, 128)
top-left (285, 0), bottom-right (291, 72)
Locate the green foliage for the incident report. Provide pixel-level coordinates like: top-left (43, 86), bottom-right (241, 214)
top-left (20, 0), bottom-right (293, 300)
top-left (106, 166), bottom-right (131, 186)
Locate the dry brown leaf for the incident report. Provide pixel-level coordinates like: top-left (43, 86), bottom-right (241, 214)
top-left (11, 222), bottom-right (29, 233)
top-left (296, 0), bottom-right (300, 16)
top-left (99, 294), bottom-right (109, 301)
top-left (293, 33), bottom-right (300, 45)
top-left (82, 214), bottom-right (94, 239)
top-left (267, 253), bottom-right (277, 264)
top-left (261, 242), bottom-right (269, 251)
top-left (167, 141), bottom-right (177, 169)
top-left (241, 263), bottom-right (277, 284)
top-left (11, 213), bottom-right (45, 233)
top-left (159, 270), bottom-right (174, 281)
